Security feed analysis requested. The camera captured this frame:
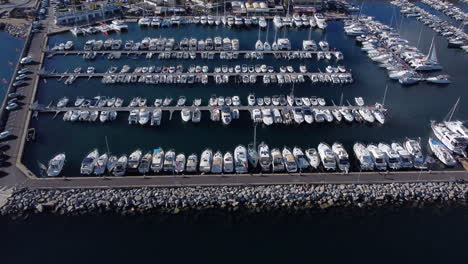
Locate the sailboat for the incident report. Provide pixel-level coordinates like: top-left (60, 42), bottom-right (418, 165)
top-left (412, 37), bottom-right (443, 71)
top-left (263, 23), bottom-right (271, 51)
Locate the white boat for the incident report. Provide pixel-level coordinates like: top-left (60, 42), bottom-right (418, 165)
top-left (355, 97), bottom-right (364, 106)
top-left (181, 108), bottom-right (192, 122)
top-left (163, 150), bottom-right (175, 172)
top-left (139, 152), bottom-right (152, 174)
top-left (293, 147), bottom-right (309, 170)
top-left (372, 109), bottom-right (385, 124)
top-left (47, 153), bottom-right (66, 177)
top-left (186, 154), bottom-right (198, 173)
top-left (113, 155), bottom-right (127, 176)
top-left (175, 153), bottom-right (186, 173)
top-left (359, 108), bottom-right (375, 123)
top-left (211, 151), bottom-right (223, 173)
top-left (221, 107), bottom-right (232, 125)
top-left (282, 147), bottom-right (297, 173)
top-left (258, 142), bottom-right (271, 172)
top-left (391, 142), bottom-right (413, 169)
top-left (378, 143), bottom-right (401, 170)
top-left (138, 108), bottom-right (150, 125)
top-left (353, 143), bottom-right (374, 171)
top-left (255, 40), bottom-right (264, 51)
top-left (318, 143), bottom-right (336, 171)
top-left (94, 153), bottom-right (108, 175)
top-left (314, 13), bottom-right (327, 29)
top-left (199, 149), bottom-right (213, 173)
top-left (248, 93), bottom-right (255, 106)
top-left (404, 139), bottom-right (427, 169)
top-left (367, 144), bottom-right (387, 170)
top-left (106, 155), bottom-right (117, 173)
top-left (127, 149), bottom-right (142, 170)
top-left (444, 121), bottom-right (468, 138)
top-left (428, 138), bottom-right (456, 166)
top-left (426, 75), bottom-right (450, 84)
top-left (223, 152), bottom-right (234, 173)
top-left (261, 108), bottom-right (274, 125)
top-left (271, 148), bottom-right (284, 172)
top-left (234, 145), bottom-right (248, 173)
top-left (306, 148), bottom-right (321, 169)
top-left (431, 121), bottom-right (467, 156)
top-left (80, 149), bottom-right (98, 175)
top-left (247, 143), bottom-right (259, 168)
top-left (332, 143), bottom-right (350, 172)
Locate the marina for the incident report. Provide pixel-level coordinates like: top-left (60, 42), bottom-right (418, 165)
top-left (1, 0), bottom-right (467, 186)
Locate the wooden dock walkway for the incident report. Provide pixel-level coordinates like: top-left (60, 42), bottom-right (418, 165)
top-left (45, 49), bottom-right (334, 55)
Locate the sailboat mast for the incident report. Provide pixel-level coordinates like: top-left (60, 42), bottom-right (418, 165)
top-left (382, 84), bottom-right (388, 107)
top-left (105, 136), bottom-right (110, 155)
top-left (253, 123), bottom-right (257, 149)
top-left (340, 92), bottom-right (343, 106)
top-left (448, 97), bottom-right (460, 122)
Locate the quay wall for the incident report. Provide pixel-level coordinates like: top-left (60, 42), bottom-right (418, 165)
top-left (1, 182), bottom-right (467, 216)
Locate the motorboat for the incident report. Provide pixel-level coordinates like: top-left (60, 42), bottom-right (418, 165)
top-left (221, 107), bottom-right (232, 125)
top-left (186, 154), bottom-right (198, 173)
top-left (80, 149), bottom-right (98, 175)
top-left (163, 150), bottom-right (176, 172)
top-left (113, 155), bottom-right (127, 176)
top-left (426, 75), bottom-right (450, 84)
top-left (353, 143), bottom-right (374, 171)
top-left (318, 143), bottom-right (336, 171)
top-left (234, 145), bottom-right (248, 173)
top-left (372, 109), bottom-right (385, 124)
top-left (127, 149), bottom-right (142, 170)
top-left (355, 97), bottom-right (364, 106)
top-left (138, 108), bottom-right (150, 125)
top-left (151, 148), bottom-right (164, 173)
top-left (94, 153), bottom-right (108, 175)
top-left (332, 143), bottom-right (350, 172)
top-left (175, 153), bottom-right (186, 173)
top-left (431, 121), bottom-right (467, 156)
top-left (223, 152), bottom-right (234, 173)
top-left (199, 149), bottom-right (213, 173)
top-left (378, 143), bottom-right (401, 170)
top-left (47, 153), bottom-right (66, 177)
top-left (367, 144), bottom-right (387, 170)
top-left (271, 148), bottom-right (284, 172)
top-left (305, 148), bottom-right (320, 169)
top-left (257, 142), bottom-right (271, 172)
top-left (211, 151), bottom-right (223, 173)
top-left (262, 108), bottom-right (274, 125)
top-left (293, 147), bottom-right (309, 170)
top-left (138, 152), bottom-right (152, 174)
top-left (282, 147), bottom-right (297, 173)
top-left (428, 138), bottom-right (456, 166)
top-left (404, 139), bottom-right (427, 169)
top-left (391, 142), bottom-right (413, 169)
top-left (181, 108), bottom-right (192, 122)
top-left (248, 93), bottom-right (256, 106)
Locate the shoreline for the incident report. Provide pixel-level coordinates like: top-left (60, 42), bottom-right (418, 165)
top-left (2, 182), bottom-right (466, 217)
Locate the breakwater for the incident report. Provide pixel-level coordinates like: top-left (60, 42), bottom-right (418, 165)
top-left (1, 182), bottom-right (467, 217)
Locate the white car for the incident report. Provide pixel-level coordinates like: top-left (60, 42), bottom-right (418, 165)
top-left (0, 131), bottom-right (10, 140)
top-left (20, 56), bottom-right (33, 64)
top-left (6, 103), bottom-right (18, 111)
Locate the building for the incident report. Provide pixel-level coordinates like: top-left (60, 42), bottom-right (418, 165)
top-left (54, 3), bottom-right (122, 25)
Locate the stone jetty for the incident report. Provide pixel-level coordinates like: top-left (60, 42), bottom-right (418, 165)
top-left (1, 182), bottom-right (467, 217)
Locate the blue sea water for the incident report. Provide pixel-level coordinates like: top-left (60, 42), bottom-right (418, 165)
top-left (0, 31), bottom-right (23, 101)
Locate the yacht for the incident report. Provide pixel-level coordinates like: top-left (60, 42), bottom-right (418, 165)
top-left (221, 107), bottom-right (232, 125)
top-left (353, 143), bottom-right (374, 171)
top-left (391, 142), bottom-right (414, 169)
top-left (220, 152), bottom-right (233, 173)
top-left (444, 121), bottom-right (468, 138)
top-left (106, 156), bottom-right (117, 174)
top-left (186, 154), bottom-right (198, 173)
top-left (234, 145), bottom-right (248, 173)
top-left (199, 149), bottom-right (213, 173)
top-left (127, 150), bottom-right (142, 170)
top-left (373, 109), bottom-right (385, 124)
top-left (332, 143), bottom-right (350, 172)
top-left (428, 138), bottom-right (456, 166)
top-left (282, 147), bottom-right (297, 173)
top-left (255, 40), bottom-right (264, 51)
top-left (113, 155), bottom-right (128, 176)
top-left (271, 148), bottom-right (284, 172)
top-left (262, 108), bottom-right (274, 125)
top-left (367, 144), bottom-right (387, 170)
top-left (211, 151), bottom-right (223, 173)
top-left (378, 143), bottom-right (401, 170)
top-left (152, 109), bottom-right (162, 126)
top-left (175, 153), bottom-right (186, 173)
top-left (293, 147), bottom-right (309, 170)
top-left (318, 143), bottom-right (337, 171)
top-left (138, 152), bottom-right (152, 174)
top-left (247, 143), bottom-right (259, 168)
top-left (404, 139), bottom-right (427, 169)
top-left (305, 148), bottom-right (320, 169)
top-left (94, 153), bottom-right (108, 175)
top-left (314, 13), bottom-right (327, 29)
top-left (163, 150), bottom-right (176, 172)
top-left (47, 153), bottom-right (66, 177)
top-left (248, 93), bottom-right (256, 106)
top-left (431, 121), bottom-right (467, 156)
top-left (181, 108), bottom-right (192, 122)
top-left (426, 75), bottom-right (451, 84)
top-left (138, 109), bottom-right (150, 125)
top-left (258, 142), bottom-right (271, 172)
top-left (151, 148), bottom-right (164, 173)
top-left (359, 108), bottom-right (375, 123)
top-left (80, 149), bottom-right (98, 175)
